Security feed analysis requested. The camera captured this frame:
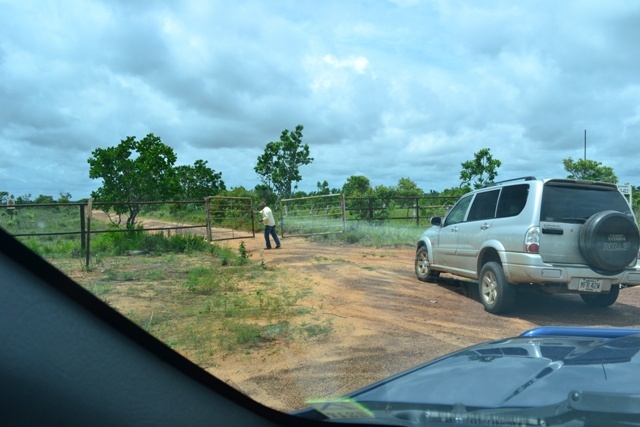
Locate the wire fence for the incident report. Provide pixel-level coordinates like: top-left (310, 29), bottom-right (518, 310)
top-left (1, 194), bottom-right (457, 264)
top-left (0, 197), bottom-right (255, 266)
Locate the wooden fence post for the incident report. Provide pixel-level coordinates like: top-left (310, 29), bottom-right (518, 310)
top-left (205, 197), bottom-right (211, 244)
top-left (341, 194), bottom-right (346, 232)
top-left (85, 198), bottom-right (92, 267)
top-left (80, 204), bottom-right (86, 251)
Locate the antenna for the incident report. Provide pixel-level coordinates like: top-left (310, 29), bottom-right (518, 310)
top-left (584, 129), bottom-right (586, 160)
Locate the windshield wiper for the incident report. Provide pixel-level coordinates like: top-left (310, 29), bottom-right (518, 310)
top-left (560, 217), bottom-right (589, 224)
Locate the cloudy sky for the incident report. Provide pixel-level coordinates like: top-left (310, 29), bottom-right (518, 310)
top-left (2, 0), bottom-right (639, 200)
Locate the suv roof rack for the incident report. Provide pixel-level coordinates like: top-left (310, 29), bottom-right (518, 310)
top-left (484, 176), bottom-right (537, 188)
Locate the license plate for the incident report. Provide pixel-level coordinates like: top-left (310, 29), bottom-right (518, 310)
top-left (578, 278), bottom-right (602, 292)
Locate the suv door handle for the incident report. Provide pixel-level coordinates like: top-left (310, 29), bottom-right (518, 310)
top-left (451, 226), bottom-right (458, 233)
top-left (480, 223), bottom-right (490, 230)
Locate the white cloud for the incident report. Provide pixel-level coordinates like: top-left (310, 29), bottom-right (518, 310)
top-left (1, 0), bottom-right (640, 198)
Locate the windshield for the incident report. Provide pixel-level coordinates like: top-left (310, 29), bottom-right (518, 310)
top-left (3, 1), bottom-right (640, 426)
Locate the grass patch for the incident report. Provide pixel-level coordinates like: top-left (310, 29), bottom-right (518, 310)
top-left (45, 237), bottom-right (331, 366)
top-left (309, 222), bottom-right (421, 248)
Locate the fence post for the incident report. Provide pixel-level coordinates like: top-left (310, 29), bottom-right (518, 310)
top-left (369, 198), bottom-right (374, 221)
top-left (80, 204), bottom-right (86, 251)
top-left (341, 194), bottom-right (346, 232)
top-left (205, 197), bottom-right (211, 243)
top-left (85, 198), bottom-right (92, 267)
top-left (279, 201), bottom-right (285, 238)
top-left (250, 200), bottom-right (256, 238)
top-left (415, 197), bottom-right (419, 227)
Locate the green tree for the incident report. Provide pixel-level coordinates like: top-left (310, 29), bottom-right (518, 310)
top-left (58, 192), bottom-right (72, 203)
top-left (34, 195), bottom-right (55, 204)
top-left (252, 184), bottom-right (277, 207)
top-left (342, 175), bottom-right (371, 197)
top-left (395, 177), bottom-right (424, 198)
top-left (460, 148), bottom-right (502, 189)
top-left (254, 125), bottom-right (313, 201)
top-left (315, 180), bottom-right (331, 196)
top-left (562, 157), bottom-right (618, 183)
top-left (16, 194), bottom-right (31, 204)
top-left (88, 133), bottom-right (180, 227)
top-left (175, 159), bottom-right (226, 200)
top-left (632, 186), bottom-right (640, 216)
top-left (0, 191), bottom-right (8, 204)
top-left (341, 175), bottom-right (372, 220)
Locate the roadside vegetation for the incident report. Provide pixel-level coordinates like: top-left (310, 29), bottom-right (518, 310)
top-left (309, 222), bottom-right (420, 248)
top-left (32, 231), bottom-right (332, 367)
top-left (9, 206), bottom-right (418, 367)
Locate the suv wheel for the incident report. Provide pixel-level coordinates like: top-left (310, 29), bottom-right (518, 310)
top-left (579, 210), bottom-right (640, 273)
top-left (415, 246), bottom-right (440, 282)
top-left (580, 285), bottom-right (620, 308)
top-left (479, 262), bottom-right (515, 314)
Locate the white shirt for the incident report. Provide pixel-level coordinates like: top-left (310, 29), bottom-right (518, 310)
top-left (260, 206), bottom-right (276, 227)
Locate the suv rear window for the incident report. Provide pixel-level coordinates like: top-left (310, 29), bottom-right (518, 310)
top-left (541, 183), bottom-right (632, 224)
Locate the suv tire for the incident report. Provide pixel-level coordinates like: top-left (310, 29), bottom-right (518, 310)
top-left (580, 285), bottom-right (620, 308)
top-left (415, 246), bottom-right (440, 282)
top-left (479, 262), bottom-right (515, 314)
top-left (579, 210), bottom-right (640, 273)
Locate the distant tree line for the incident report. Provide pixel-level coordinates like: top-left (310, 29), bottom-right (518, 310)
top-left (3, 127), bottom-right (637, 224)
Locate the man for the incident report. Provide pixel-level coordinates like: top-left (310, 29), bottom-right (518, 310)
top-left (256, 202), bottom-right (281, 250)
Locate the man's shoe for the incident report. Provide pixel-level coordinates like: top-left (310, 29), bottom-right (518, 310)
top-left (265, 247), bottom-right (271, 250)
top-left (275, 246), bottom-right (281, 249)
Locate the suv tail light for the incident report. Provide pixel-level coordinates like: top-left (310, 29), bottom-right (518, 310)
top-left (525, 226), bottom-right (540, 254)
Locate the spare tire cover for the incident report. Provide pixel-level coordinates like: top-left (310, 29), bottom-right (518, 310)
top-left (579, 210), bottom-right (640, 273)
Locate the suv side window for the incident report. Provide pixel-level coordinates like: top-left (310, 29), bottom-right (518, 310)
top-left (467, 189), bottom-right (500, 221)
top-left (496, 184), bottom-right (529, 218)
top-left (443, 195), bottom-right (473, 227)
top-left (467, 190), bottom-right (499, 221)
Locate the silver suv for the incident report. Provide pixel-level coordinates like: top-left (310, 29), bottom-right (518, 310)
top-left (415, 177), bottom-right (640, 313)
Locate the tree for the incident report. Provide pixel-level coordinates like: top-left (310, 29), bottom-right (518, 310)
top-left (0, 191), bottom-right (8, 204)
top-left (395, 177), bottom-right (424, 198)
top-left (315, 180), bottom-right (331, 196)
top-left (460, 148), bottom-right (502, 189)
top-left (342, 175), bottom-right (371, 197)
top-left (175, 159), bottom-right (226, 200)
top-left (16, 194), bottom-right (31, 204)
top-left (34, 195), bottom-right (55, 204)
top-left (562, 157), bottom-right (618, 183)
top-left (58, 192), bottom-right (72, 203)
top-left (252, 184), bottom-right (277, 207)
top-left (88, 133), bottom-right (180, 227)
top-left (254, 125), bottom-right (313, 201)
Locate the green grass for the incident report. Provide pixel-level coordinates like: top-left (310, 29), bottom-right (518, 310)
top-left (43, 235), bottom-right (332, 366)
top-left (309, 221), bottom-right (423, 248)
top-left (2, 206), bottom-right (431, 366)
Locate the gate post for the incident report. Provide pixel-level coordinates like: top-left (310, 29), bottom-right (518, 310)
top-left (205, 197), bottom-right (212, 243)
top-left (80, 204), bottom-right (86, 251)
top-left (341, 194), bottom-right (346, 232)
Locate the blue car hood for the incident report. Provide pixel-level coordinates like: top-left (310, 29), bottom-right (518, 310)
top-left (350, 333), bottom-right (640, 408)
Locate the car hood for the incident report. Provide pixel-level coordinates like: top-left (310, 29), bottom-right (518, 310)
top-left (349, 332), bottom-right (640, 409)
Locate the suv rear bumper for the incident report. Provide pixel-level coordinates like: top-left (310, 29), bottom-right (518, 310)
top-left (502, 253), bottom-right (640, 290)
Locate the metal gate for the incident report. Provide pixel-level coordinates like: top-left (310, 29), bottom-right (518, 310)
top-left (278, 194), bottom-right (345, 237)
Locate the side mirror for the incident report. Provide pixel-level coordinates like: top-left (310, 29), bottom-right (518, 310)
top-left (430, 217), bottom-right (442, 226)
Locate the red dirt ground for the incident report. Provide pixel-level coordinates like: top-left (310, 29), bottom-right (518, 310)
top-left (206, 234), bottom-right (640, 412)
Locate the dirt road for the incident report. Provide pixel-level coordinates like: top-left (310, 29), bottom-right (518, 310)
top-left (209, 233), bottom-right (640, 412)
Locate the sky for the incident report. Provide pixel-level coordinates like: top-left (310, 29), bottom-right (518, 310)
top-left (1, 0), bottom-right (639, 200)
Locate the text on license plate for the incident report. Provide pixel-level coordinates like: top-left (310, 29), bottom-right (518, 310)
top-left (578, 278), bottom-right (602, 292)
